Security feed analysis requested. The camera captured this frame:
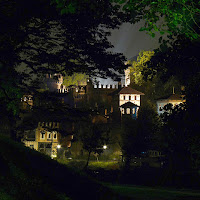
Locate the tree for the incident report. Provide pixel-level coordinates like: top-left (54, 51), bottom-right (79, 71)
top-left (159, 103), bottom-right (193, 185)
top-left (78, 115), bottom-right (110, 169)
top-left (0, 0), bottom-right (130, 140)
top-left (137, 101), bottom-right (161, 150)
top-left (120, 102), bottom-right (161, 170)
top-left (112, 0), bottom-right (200, 40)
top-left (128, 51), bottom-right (155, 86)
top-left (62, 73), bottom-right (88, 87)
top-left (0, 0), bottom-right (128, 114)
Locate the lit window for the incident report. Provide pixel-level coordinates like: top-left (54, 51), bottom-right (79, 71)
top-left (131, 95), bottom-right (134, 100)
top-left (127, 108), bottom-right (130, 114)
top-left (132, 108), bottom-right (135, 114)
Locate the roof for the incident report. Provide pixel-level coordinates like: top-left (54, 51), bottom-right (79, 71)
top-left (120, 102), bottom-right (140, 108)
top-left (118, 87), bottom-right (144, 95)
top-left (156, 94), bottom-right (183, 101)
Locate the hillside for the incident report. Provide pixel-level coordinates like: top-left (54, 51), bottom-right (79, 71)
top-left (0, 135), bottom-right (128, 200)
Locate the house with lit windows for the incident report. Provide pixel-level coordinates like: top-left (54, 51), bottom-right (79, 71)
top-left (22, 121), bottom-right (73, 158)
top-left (118, 87), bottom-right (144, 118)
top-left (22, 122), bottom-right (61, 158)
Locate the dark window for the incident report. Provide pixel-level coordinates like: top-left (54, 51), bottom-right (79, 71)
top-left (135, 96), bottom-right (137, 100)
top-left (39, 143), bottom-right (44, 148)
top-left (129, 96), bottom-right (131, 100)
top-left (46, 143), bottom-right (52, 148)
top-left (124, 96), bottom-right (126, 100)
top-left (41, 131), bottom-right (45, 139)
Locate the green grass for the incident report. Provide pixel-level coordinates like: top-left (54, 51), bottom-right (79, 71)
top-left (88, 161), bottom-right (120, 170)
top-left (106, 184), bottom-right (200, 200)
top-left (0, 135), bottom-right (127, 200)
top-left (58, 159), bottom-right (120, 170)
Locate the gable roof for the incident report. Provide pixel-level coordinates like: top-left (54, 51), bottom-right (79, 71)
top-left (156, 94), bottom-right (183, 101)
top-left (118, 87), bottom-right (144, 95)
top-left (120, 102), bottom-right (140, 108)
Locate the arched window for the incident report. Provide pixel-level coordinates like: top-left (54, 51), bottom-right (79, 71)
top-left (48, 132), bottom-right (51, 139)
top-left (54, 132), bottom-right (57, 139)
top-left (127, 108), bottom-right (130, 114)
top-left (40, 131), bottom-right (45, 139)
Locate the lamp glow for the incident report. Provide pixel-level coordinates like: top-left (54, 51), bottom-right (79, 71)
top-left (103, 145), bottom-right (107, 149)
top-left (57, 144), bottom-right (61, 149)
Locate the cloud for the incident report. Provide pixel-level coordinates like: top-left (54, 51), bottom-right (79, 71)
top-left (108, 22), bottom-right (161, 59)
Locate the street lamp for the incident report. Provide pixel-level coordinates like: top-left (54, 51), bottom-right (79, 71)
top-left (57, 144), bottom-right (61, 149)
top-left (103, 145), bottom-right (107, 150)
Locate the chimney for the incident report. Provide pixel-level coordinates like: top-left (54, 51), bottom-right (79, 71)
top-left (172, 86), bottom-right (175, 94)
top-left (118, 81), bottom-right (122, 89)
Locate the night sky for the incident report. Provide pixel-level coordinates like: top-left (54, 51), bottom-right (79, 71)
top-left (108, 22), bottom-right (161, 59)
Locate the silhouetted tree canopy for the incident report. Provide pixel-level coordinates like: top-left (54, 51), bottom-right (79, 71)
top-left (0, 0), bottom-right (128, 114)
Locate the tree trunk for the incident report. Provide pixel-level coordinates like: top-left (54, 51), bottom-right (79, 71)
top-left (124, 155), bottom-right (131, 172)
top-left (84, 151), bottom-right (91, 169)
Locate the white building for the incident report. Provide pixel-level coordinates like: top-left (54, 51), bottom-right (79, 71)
top-left (156, 94), bottom-right (185, 115)
top-left (118, 87), bottom-right (144, 118)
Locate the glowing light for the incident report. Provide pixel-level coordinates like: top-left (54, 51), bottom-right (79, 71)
top-left (57, 144), bottom-right (61, 149)
top-left (103, 145), bottom-right (107, 149)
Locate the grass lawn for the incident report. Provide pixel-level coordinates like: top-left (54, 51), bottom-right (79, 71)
top-left (105, 183), bottom-right (200, 200)
top-left (58, 159), bottom-right (120, 170)
top-left (89, 161), bottom-right (120, 170)
top-left (0, 135), bottom-right (128, 200)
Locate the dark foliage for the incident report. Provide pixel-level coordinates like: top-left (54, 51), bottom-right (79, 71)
top-left (0, 135), bottom-right (130, 200)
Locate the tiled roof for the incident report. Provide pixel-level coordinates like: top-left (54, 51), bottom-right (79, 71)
top-left (156, 94), bottom-right (183, 101)
top-left (120, 102), bottom-right (140, 108)
top-left (118, 87), bottom-right (144, 95)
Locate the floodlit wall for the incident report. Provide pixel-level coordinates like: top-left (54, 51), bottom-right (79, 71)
top-left (119, 94), bottom-right (140, 106)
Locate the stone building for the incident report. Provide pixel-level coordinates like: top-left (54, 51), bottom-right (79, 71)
top-left (22, 121), bottom-right (73, 158)
top-left (21, 70), bottom-right (145, 159)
